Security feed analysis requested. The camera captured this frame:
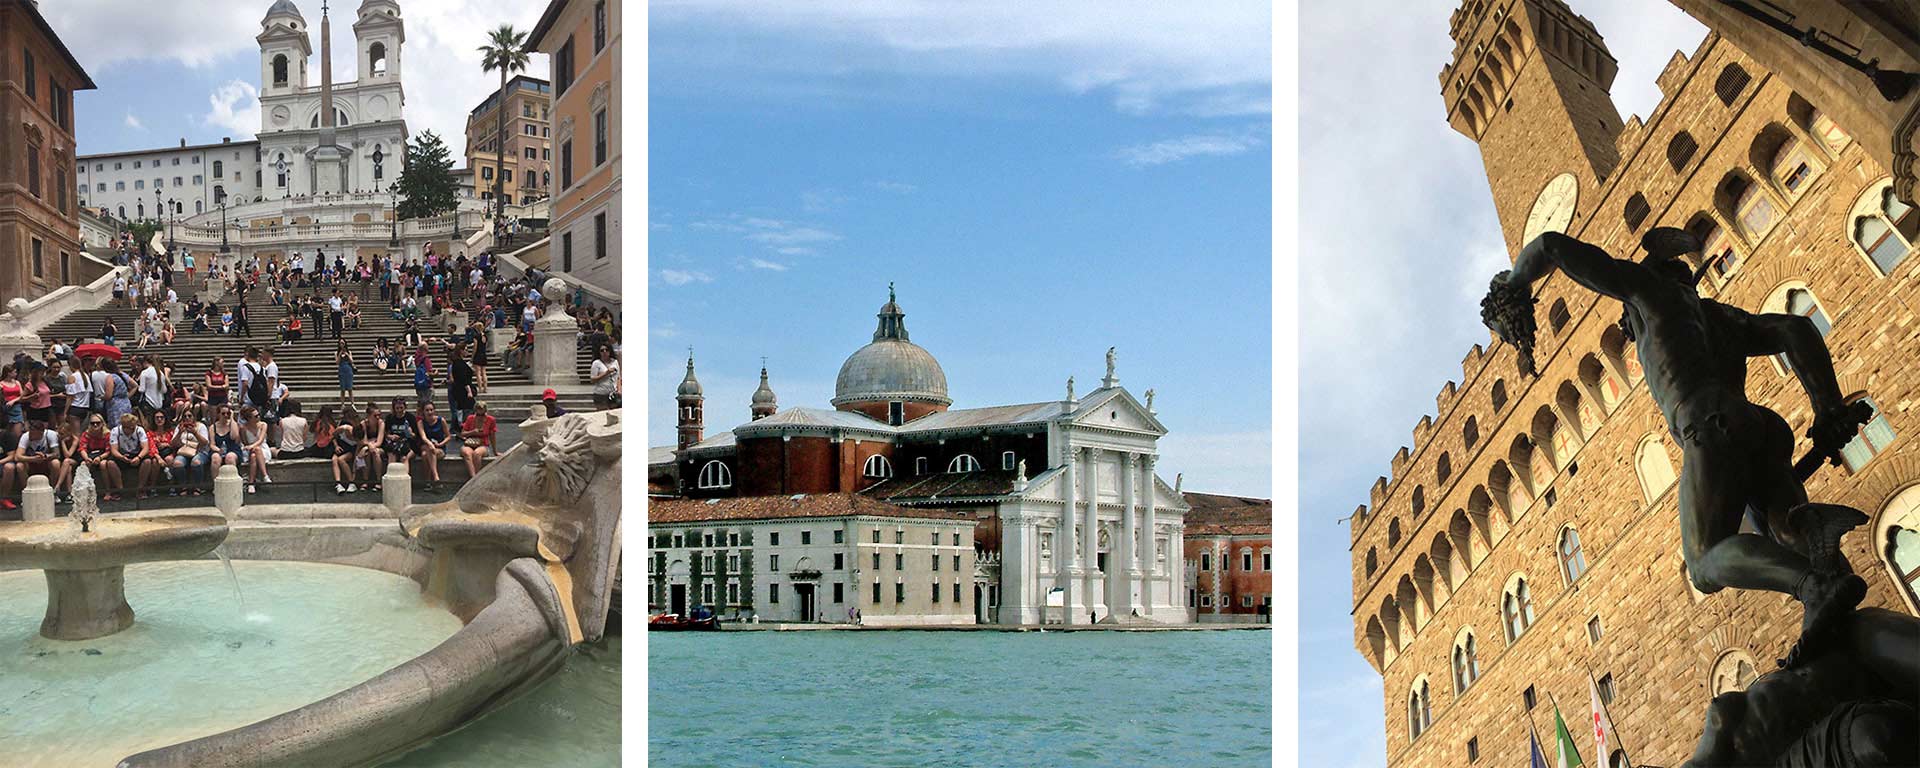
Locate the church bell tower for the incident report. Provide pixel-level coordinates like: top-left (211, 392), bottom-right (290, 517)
top-left (677, 352), bottom-right (705, 450)
top-left (1442, 0), bottom-right (1626, 254)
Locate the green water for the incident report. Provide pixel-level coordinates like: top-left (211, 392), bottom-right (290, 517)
top-left (386, 633), bottom-right (623, 767)
top-left (649, 630), bottom-right (1273, 768)
top-left (0, 561), bottom-right (463, 768)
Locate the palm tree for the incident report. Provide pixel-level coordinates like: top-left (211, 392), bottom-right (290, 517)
top-left (479, 24), bottom-right (530, 242)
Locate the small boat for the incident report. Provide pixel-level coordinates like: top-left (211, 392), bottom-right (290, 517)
top-left (648, 609), bottom-right (719, 632)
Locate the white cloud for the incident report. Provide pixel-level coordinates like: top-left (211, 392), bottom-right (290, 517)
top-left (800, 188), bottom-right (848, 213)
top-left (203, 80), bottom-right (261, 139)
top-left (694, 215), bottom-right (844, 255)
top-left (1118, 128), bottom-right (1264, 167)
top-left (45, 0), bottom-right (548, 154)
top-left (123, 111), bottom-right (144, 130)
top-left (659, 269), bottom-right (712, 287)
top-left (869, 180), bottom-right (917, 194)
top-left (652, 0), bottom-right (1270, 116)
top-left (748, 258), bottom-right (789, 272)
top-left (1156, 430), bottom-right (1272, 498)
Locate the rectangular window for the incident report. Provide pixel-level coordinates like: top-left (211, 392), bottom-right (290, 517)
top-left (502, 169), bottom-right (513, 185)
top-left (770, 532), bottom-right (780, 546)
top-left (1263, 551), bottom-right (1272, 571)
top-left (1523, 685), bottom-right (1538, 710)
top-left (952, 532), bottom-right (961, 546)
top-left (834, 530), bottom-right (845, 544)
top-left (932, 583), bottom-right (941, 603)
top-left (932, 554), bottom-right (940, 572)
top-left (525, 146), bottom-right (537, 159)
top-left (895, 530), bottom-right (904, 544)
top-left (594, 109), bottom-right (607, 166)
top-left (832, 582), bottom-right (843, 603)
top-left (562, 232), bottom-right (574, 273)
top-left (951, 554), bottom-right (961, 571)
top-left (730, 533), bottom-right (739, 546)
top-left (728, 582), bottom-right (738, 604)
top-left (769, 554), bottom-right (779, 571)
top-left (728, 554), bottom-right (739, 571)
top-left (560, 141), bottom-right (573, 188)
top-left (1003, 451), bottom-right (1016, 470)
top-left (769, 584), bottom-right (779, 604)
top-left (24, 50), bottom-right (35, 99)
top-left (595, 213), bottom-right (608, 260)
top-left (1242, 552), bottom-right (1253, 572)
top-left (554, 37), bottom-right (576, 95)
top-left (27, 146), bottom-right (40, 198)
top-left (914, 456), bottom-right (928, 475)
top-left (872, 529), bottom-right (881, 543)
top-left (801, 531), bottom-right (812, 545)
top-left (30, 239), bottom-right (44, 278)
top-left (1187, 589), bottom-right (1196, 608)
top-left (1241, 594), bottom-right (1254, 608)
top-left (593, 0), bottom-right (607, 52)
top-left (894, 582), bottom-right (904, 604)
top-left (703, 534), bottom-right (713, 548)
top-left (872, 580), bottom-right (881, 604)
top-left (1201, 595), bottom-right (1212, 607)
top-left (701, 583), bottom-right (713, 604)
top-left (872, 552), bottom-right (880, 569)
top-left (1597, 674), bottom-right (1616, 706)
top-left (1467, 737), bottom-right (1479, 763)
top-left (832, 553), bottom-right (843, 570)
top-left (1587, 616), bottom-right (1604, 644)
top-left (894, 553), bottom-right (904, 570)
top-left (171, 158), bottom-right (180, 166)
top-left (193, 175), bottom-right (202, 185)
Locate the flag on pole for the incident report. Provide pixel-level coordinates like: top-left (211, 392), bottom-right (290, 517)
top-left (1589, 674), bottom-right (1625, 767)
top-left (1552, 703), bottom-right (1587, 768)
top-left (1528, 727), bottom-right (1551, 768)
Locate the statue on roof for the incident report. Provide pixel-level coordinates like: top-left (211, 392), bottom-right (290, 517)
top-left (1065, 376), bottom-right (1075, 403)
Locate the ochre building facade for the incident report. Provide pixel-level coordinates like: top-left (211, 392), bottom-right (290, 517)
top-left (1353, 2), bottom-right (1920, 767)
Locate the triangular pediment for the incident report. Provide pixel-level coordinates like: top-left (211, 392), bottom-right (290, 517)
top-left (1068, 388), bottom-right (1167, 435)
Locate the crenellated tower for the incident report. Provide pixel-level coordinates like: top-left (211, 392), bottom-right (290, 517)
top-left (1441, 0), bottom-right (1625, 255)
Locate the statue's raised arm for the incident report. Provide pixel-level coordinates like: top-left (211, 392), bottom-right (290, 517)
top-left (1480, 230), bottom-right (1671, 375)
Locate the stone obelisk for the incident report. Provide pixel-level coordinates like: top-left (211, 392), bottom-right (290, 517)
top-left (310, 0), bottom-right (348, 195)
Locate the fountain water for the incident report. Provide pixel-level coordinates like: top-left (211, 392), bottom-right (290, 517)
top-left (214, 546), bottom-right (249, 618)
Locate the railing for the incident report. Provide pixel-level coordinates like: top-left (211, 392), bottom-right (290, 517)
top-left (0, 264), bottom-right (131, 336)
top-left (495, 236), bottom-right (622, 312)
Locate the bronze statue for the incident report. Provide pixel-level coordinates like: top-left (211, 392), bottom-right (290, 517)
top-left (1481, 228), bottom-right (1872, 660)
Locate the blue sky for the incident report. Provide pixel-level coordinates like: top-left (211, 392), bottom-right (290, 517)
top-left (648, 2), bottom-right (1273, 498)
top-left (43, 0), bottom-right (545, 158)
top-left (1298, 2), bottom-right (1707, 765)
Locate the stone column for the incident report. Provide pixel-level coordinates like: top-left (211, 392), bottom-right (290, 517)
top-left (1117, 452), bottom-right (1139, 618)
top-left (1082, 447), bottom-right (1106, 621)
top-left (1059, 444), bottom-right (1079, 624)
top-left (383, 462), bottom-right (411, 514)
top-left (999, 513), bottom-right (1030, 625)
top-left (1142, 455), bottom-right (1158, 617)
top-left (214, 464), bottom-right (244, 517)
top-left (22, 475), bottom-right (54, 522)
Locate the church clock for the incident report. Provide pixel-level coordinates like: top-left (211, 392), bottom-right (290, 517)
top-left (1522, 172), bottom-right (1578, 246)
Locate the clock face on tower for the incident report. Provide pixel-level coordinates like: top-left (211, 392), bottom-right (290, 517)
top-left (1522, 172), bottom-right (1579, 245)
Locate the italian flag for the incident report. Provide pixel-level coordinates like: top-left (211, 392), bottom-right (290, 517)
top-left (1552, 704), bottom-right (1586, 768)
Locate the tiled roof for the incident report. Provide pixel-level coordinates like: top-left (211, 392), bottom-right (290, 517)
top-left (1182, 492), bottom-right (1272, 535)
top-left (862, 469), bottom-right (1020, 502)
top-left (648, 493), bottom-right (974, 524)
top-left (898, 402), bottom-right (1063, 433)
top-left (648, 445), bottom-right (676, 466)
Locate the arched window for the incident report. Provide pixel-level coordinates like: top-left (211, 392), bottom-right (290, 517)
top-left (1808, 107), bottom-right (1850, 155)
top-left (696, 460), bottom-right (732, 489)
top-left (1436, 454), bottom-right (1452, 486)
top-left (1407, 678), bottom-right (1434, 740)
top-left (1001, 451), bottom-right (1017, 470)
top-left (1387, 518), bottom-right (1402, 549)
top-left (1710, 649), bottom-right (1760, 695)
top-left (1609, 750), bottom-right (1631, 768)
top-left (1559, 526), bottom-right (1587, 584)
top-left (1463, 416), bottom-right (1480, 449)
top-left (1502, 576), bottom-right (1535, 641)
top-left (1766, 285), bottom-right (1832, 375)
top-left (369, 42), bottom-right (388, 74)
top-left (272, 54), bottom-right (289, 86)
top-left (1728, 174), bottom-right (1779, 239)
top-left (212, 160), bottom-right (224, 178)
top-left (1365, 548), bottom-right (1379, 578)
top-left (1491, 380), bottom-right (1508, 411)
top-left (1714, 63), bottom-right (1750, 105)
top-left (1636, 435), bottom-right (1676, 503)
top-left (1548, 299), bottom-right (1572, 335)
top-left (947, 454), bottom-right (981, 473)
top-left (1667, 131), bottom-right (1698, 172)
top-left (1695, 219), bottom-right (1741, 285)
top-left (1850, 180), bottom-right (1917, 276)
top-left (1759, 126), bottom-right (1821, 198)
top-left (1879, 485), bottom-right (1920, 613)
top-left (1623, 193), bottom-right (1651, 231)
top-left (1412, 487), bottom-right (1427, 518)
top-left (1452, 631), bottom-right (1481, 693)
top-left (1838, 396), bottom-right (1896, 472)
top-left (863, 454), bottom-right (893, 479)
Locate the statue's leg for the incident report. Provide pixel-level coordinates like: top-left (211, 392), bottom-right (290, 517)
top-left (1680, 438), bottom-right (1807, 596)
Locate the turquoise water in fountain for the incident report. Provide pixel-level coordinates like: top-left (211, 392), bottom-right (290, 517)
top-left (0, 560), bottom-right (463, 768)
top-left (649, 630), bottom-right (1273, 767)
top-left (386, 634), bottom-right (622, 767)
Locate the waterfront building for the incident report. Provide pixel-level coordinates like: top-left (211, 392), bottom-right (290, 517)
top-left (0, 0), bottom-right (95, 301)
top-left (1183, 492), bottom-right (1274, 623)
top-left (648, 493), bottom-right (977, 626)
top-left (1353, 2), bottom-right (1920, 765)
top-left (652, 288), bottom-right (1190, 625)
top-left (528, 0), bottom-right (619, 292)
top-left (464, 75), bottom-right (552, 209)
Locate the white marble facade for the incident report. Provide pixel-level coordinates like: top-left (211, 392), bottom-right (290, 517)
top-left (256, 1), bottom-right (409, 199)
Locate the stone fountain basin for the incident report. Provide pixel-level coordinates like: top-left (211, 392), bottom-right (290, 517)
top-left (0, 515), bottom-right (230, 570)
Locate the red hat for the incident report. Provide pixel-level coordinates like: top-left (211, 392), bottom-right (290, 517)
top-left (541, 389), bottom-right (558, 401)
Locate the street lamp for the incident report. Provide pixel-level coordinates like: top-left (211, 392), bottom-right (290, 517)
top-left (217, 192), bottom-right (230, 255)
top-left (165, 197), bottom-right (177, 257)
top-left (387, 180), bottom-right (401, 248)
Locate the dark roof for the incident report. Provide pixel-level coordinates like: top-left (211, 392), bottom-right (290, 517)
top-left (526, 0), bottom-right (570, 50)
top-left (649, 493), bottom-right (973, 525)
top-left (9, 0), bottom-right (97, 90)
top-left (1182, 492), bottom-right (1271, 536)
top-left (862, 469), bottom-right (1020, 502)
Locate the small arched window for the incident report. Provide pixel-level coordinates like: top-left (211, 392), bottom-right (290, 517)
top-left (1808, 107), bottom-right (1851, 155)
top-left (369, 42), bottom-right (388, 74)
top-left (1411, 487), bottom-right (1427, 518)
top-left (1666, 131), bottom-right (1698, 172)
top-left (1463, 416), bottom-right (1480, 449)
top-left (947, 454), bottom-right (981, 473)
top-left (1838, 396), bottom-right (1896, 472)
top-left (863, 454), bottom-right (893, 479)
top-left (696, 460), bottom-right (732, 489)
top-left (1502, 576), bottom-right (1535, 641)
top-left (1765, 130), bottom-right (1820, 197)
top-left (272, 54), bottom-right (289, 86)
top-left (1388, 518), bottom-right (1402, 549)
top-left (1623, 193), bottom-right (1651, 231)
top-left (1436, 454), bottom-right (1452, 486)
top-left (1851, 181), bottom-right (1917, 276)
top-left (1879, 485), bottom-right (1920, 612)
top-left (1729, 174), bottom-right (1779, 239)
top-left (1714, 63), bottom-right (1750, 105)
top-left (1548, 299), bottom-right (1572, 335)
top-left (1407, 678), bottom-right (1434, 740)
top-left (1636, 435), bottom-right (1677, 504)
top-left (1694, 218), bottom-right (1741, 285)
top-left (1559, 526), bottom-right (1587, 583)
top-left (212, 160), bottom-right (224, 178)
top-left (1491, 380), bottom-right (1508, 411)
top-left (1452, 632), bottom-right (1481, 693)
top-left (1365, 547), bottom-right (1379, 578)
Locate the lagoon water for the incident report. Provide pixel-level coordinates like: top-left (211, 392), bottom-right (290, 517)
top-left (650, 629), bottom-right (1272, 768)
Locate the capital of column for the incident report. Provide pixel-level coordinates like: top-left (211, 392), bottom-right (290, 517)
top-left (1121, 452), bottom-right (1136, 469)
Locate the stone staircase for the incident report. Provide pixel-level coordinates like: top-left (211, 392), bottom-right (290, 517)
top-left (32, 271), bottom-right (598, 417)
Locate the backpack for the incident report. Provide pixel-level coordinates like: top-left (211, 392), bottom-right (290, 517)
top-left (246, 362), bottom-right (269, 407)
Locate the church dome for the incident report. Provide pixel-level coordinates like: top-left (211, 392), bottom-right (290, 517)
top-left (832, 287), bottom-right (951, 408)
top-left (265, 0), bottom-right (304, 19)
top-left (677, 355), bottom-right (703, 398)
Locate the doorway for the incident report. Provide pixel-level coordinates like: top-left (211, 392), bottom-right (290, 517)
top-left (796, 583), bottom-right (816, 622)
top-left (670, 584), bottom-right (687, 616)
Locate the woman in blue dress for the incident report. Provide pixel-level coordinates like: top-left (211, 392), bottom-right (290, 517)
top-left (336, 340), bottom-right (357, 404)
top-left (101, 359), bottom-right (134, 427)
